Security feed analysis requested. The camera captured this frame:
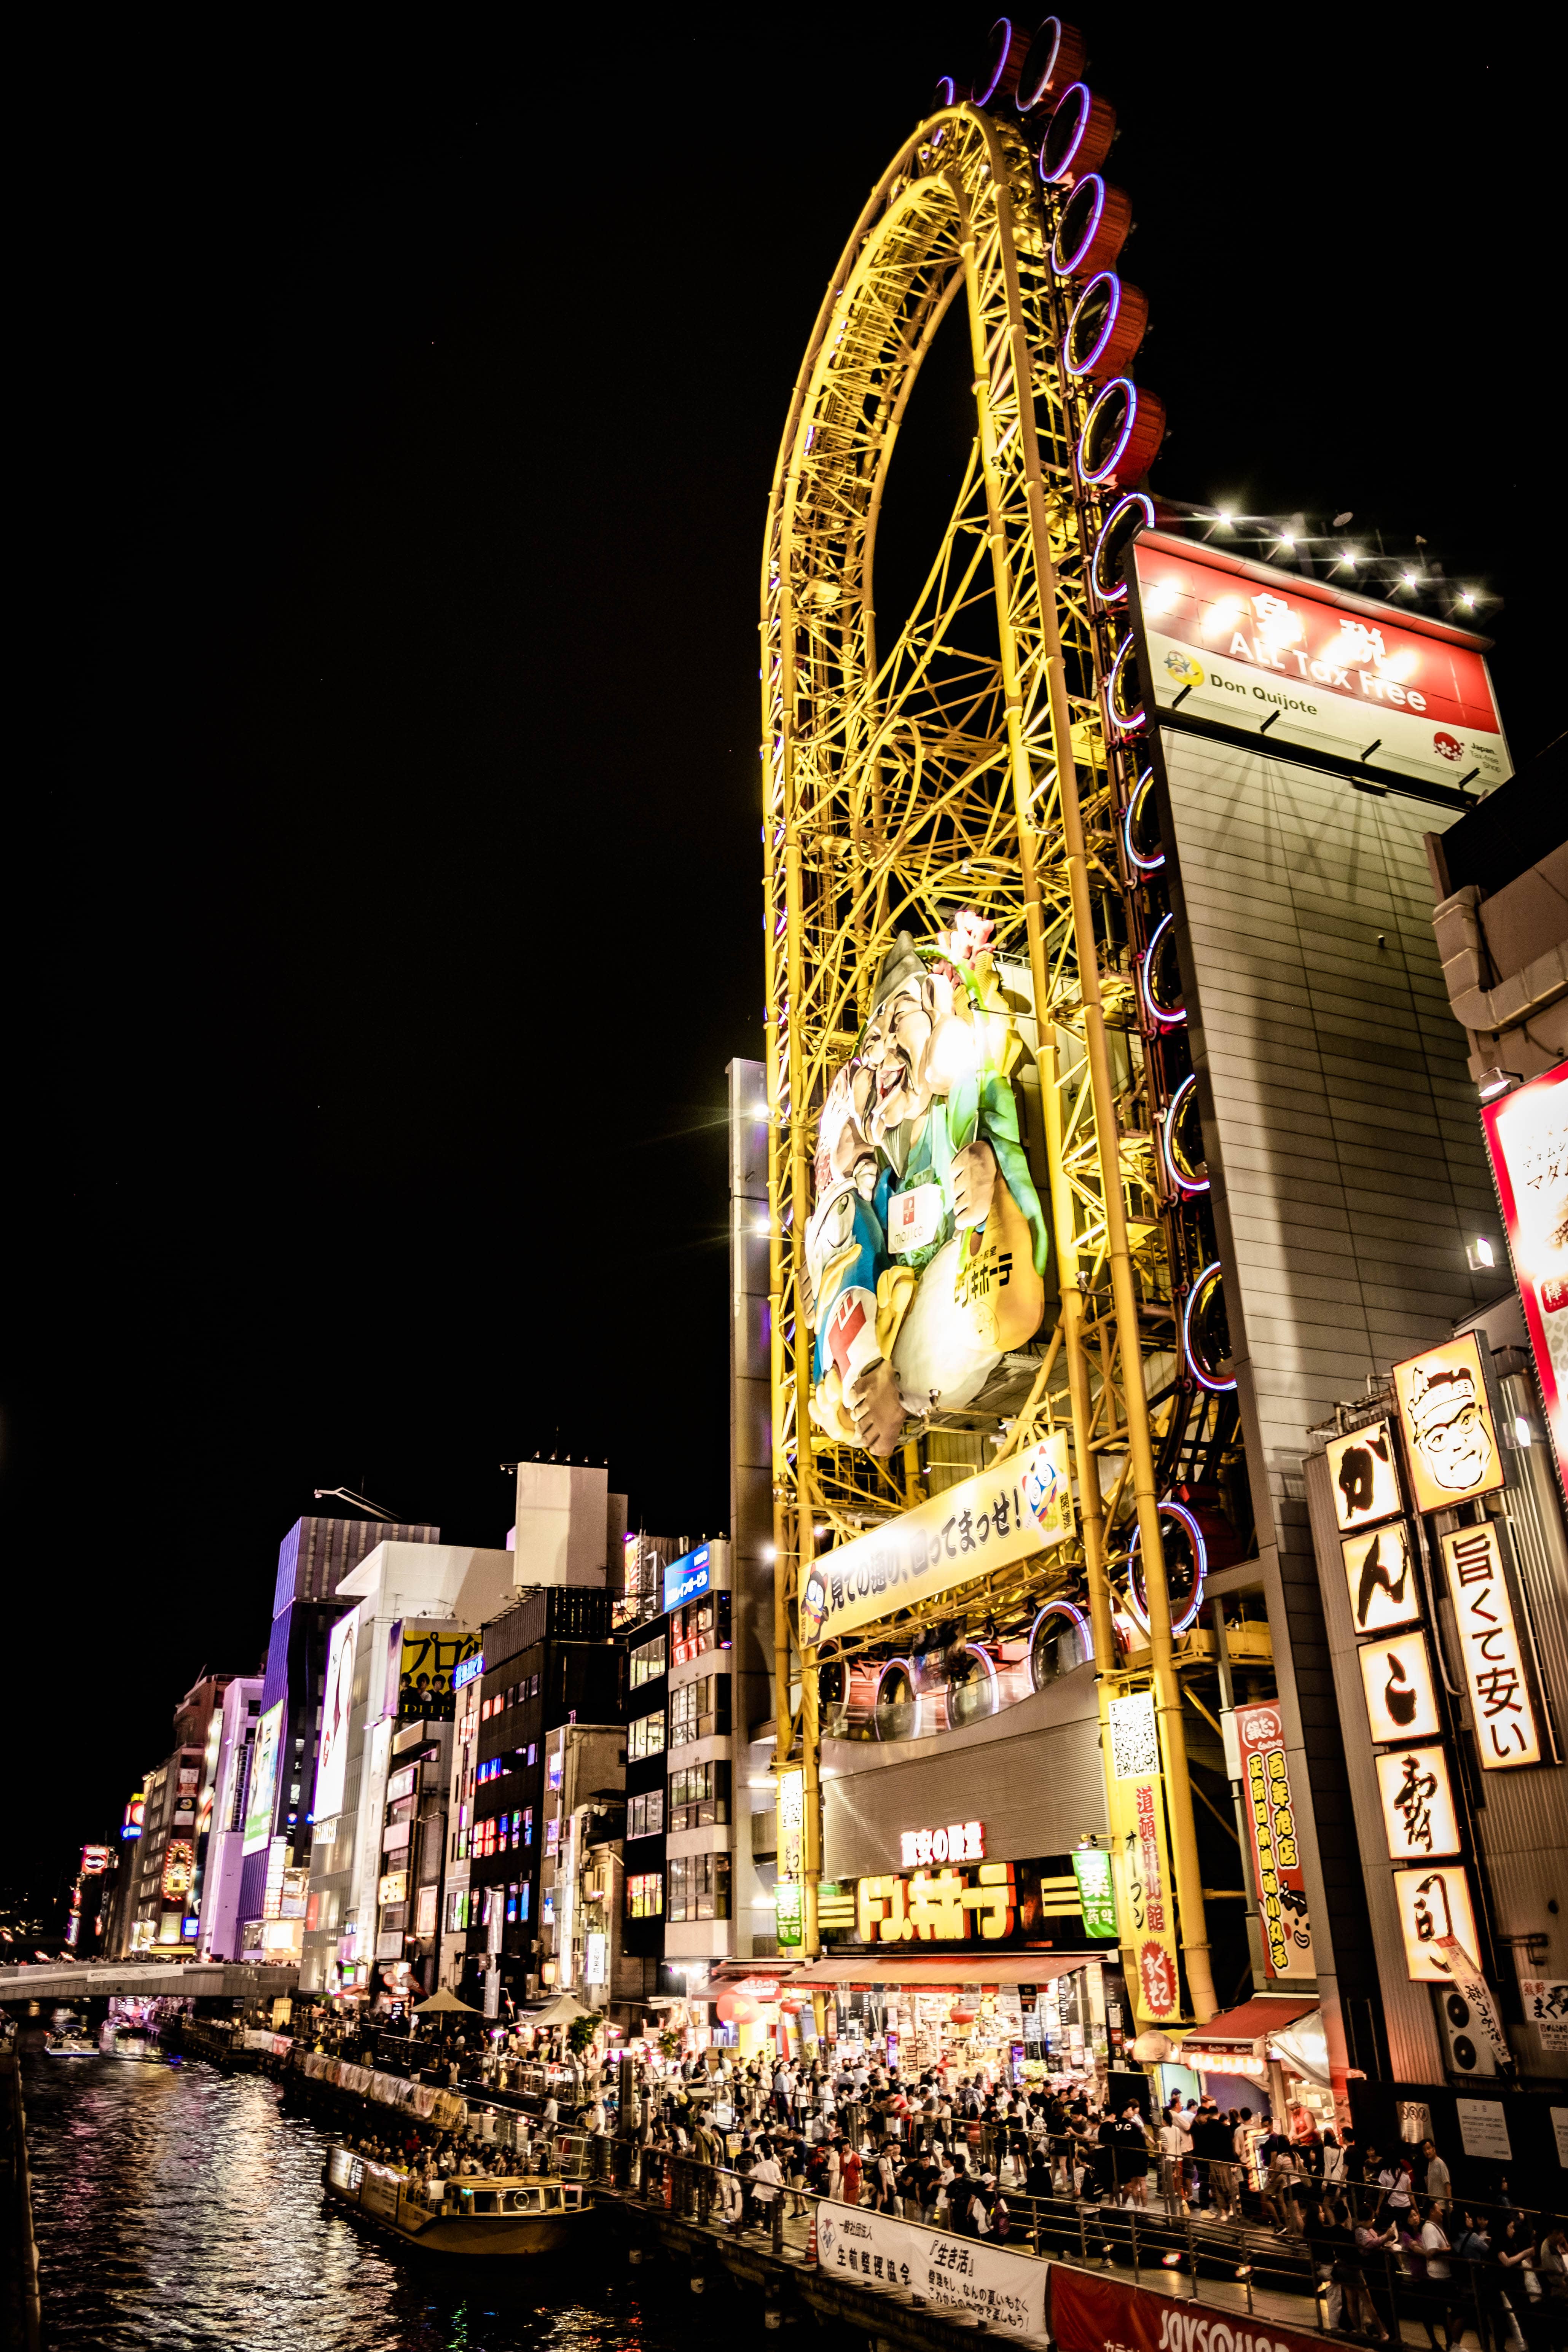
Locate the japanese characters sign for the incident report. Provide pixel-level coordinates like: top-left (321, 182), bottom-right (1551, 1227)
top-left (815, 2205), bottom-right (1047, 2340)
top-left (1393, 1864), bottom-right (1482, 1982)
top-left (1519, 1979), bottom-right (1568, 2054)
top-left (1440, 1521), bottom-right (1544, 1768)
top-left (1235, 1703), bottom-right (1315, 1977)
top-left (160, 1839), bottom-right (194, 1901)
top-left (855, 1861), bottom-right (1017, 1943)
top-left (1107, 1691), bottom-right (1181, 2024)
top-left (1392, 1332), bottom-right (1506, 1517)
top-left (1341, 1518), bottom-right (1422, 1635)
top-left (1326, 1421), bottom-right (1403, 1533)
top-left (1435, 1937), bottom-right (1513, 2070)
top-left (799, 1430), bottom-right (1072, 1644)
top-left (1359, 1632), bottom-right (1442, 1745)
top-left (1375, 1744), bottom-right (1461, 1860)
top-left (1131, 533), bottom-right (1511, 790)
top-left (1483, 1062), bottom-right (1568, 1490)
top-left (1071, 1847), bottom-right (1119, 1940)
top-left (900, 1821), bottom-right (983, 1868)
top-left (776, 1766), bottom-right (805, 1950)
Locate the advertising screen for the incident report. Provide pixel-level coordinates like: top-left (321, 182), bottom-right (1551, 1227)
top-left (393, 1620), bottom-right (478, 1723)
top-left (243, 1699), bottom-right (284, 1856)
top-left (1482, 1061), bottom-right (1568, 1488)
top-left (802, 915), bottom-right (1052, 1464)
top-left (314, 1612), bottom-right (358, 1824)
top-left (1131, 533), bottom-right (1511, 792)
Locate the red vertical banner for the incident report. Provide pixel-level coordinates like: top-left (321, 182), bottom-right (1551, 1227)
top-left (1235, 1702), bottom-right (1315, 1977)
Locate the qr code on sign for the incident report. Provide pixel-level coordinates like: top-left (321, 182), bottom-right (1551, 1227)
top-left (1108, 1691), bottom-right (1159, 1782)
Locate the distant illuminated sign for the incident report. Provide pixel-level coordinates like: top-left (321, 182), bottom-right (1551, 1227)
top-left (1235, 1702), bottom-right (1314, 1978)
top-left (663, 1544), bottom-right (712, 1613)
top-left (856, 1863), bottom-right (1017, 1943)
top-left (1340, 1518), bottom-right (1422, 1637)
top-left (454, 1649), bottom-right (485, 1692)
top-left (1392, 1332), bottom-right (1506, 1517)
top-left (777, 1767), bottom-right (805, 1952)
top-left (121, 1793), bottom-right (145, 1842)
top-left (899, 1821), bottom-right (984, 1868)
top-left (1071, 1848), bottom-right (1118, 1940)
top-left (585, 1931), bottom-right (608, 1986)
top-left (1359, 1632), bottom-right (1442, 1745)
top-left (80, 1845), bottom-right (112, 1876)
top-left (1376, 1743), bottom-right (1462, 1860)
top-left (161, 1840), bottom-right (194, 1901)
top-left (1394, 1865), bottom-right (1482, 1983)
top-left (314, 1612), bottom-right (358, 1825)
top-left (1441, 1520), bottom-right (1545, 1769)
top-left (243, 1701), bottom-right (285, 1856)
top-left (1483, 1062), bottom-right (1568, 1490)
top-left (1325, 1422), bottom-right (1402, 1533)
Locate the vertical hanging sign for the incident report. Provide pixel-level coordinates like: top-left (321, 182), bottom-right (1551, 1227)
top-left (776, 1766), bottom-right (805, 1950)
top-left (1234, 1702), bottom-right (1315, 1976)
top-left (1107, 1691), bottom-right (1181, 2025)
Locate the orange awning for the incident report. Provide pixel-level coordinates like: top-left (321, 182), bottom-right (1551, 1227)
top-left (1182, 1995), bottom-right (1318, 2051)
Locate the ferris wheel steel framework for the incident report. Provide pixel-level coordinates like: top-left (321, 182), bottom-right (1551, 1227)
top-left (760, 87), bottom-right (1217, 2017)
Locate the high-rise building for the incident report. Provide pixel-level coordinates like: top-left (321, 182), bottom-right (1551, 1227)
top-left (237, 1514), bottom-right (438, 1949)
top-left (195, 1675), bottom-right (264, 1961)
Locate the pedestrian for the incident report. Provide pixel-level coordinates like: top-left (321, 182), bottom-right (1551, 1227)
top-left (840, 2139), bottom-right (863, 2207)
top-left (1422, 2139), bottom-right (1453, 2217)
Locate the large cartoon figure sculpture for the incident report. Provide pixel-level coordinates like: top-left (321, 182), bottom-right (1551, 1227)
top-left (805, 916), bottom-right (1050, 1456)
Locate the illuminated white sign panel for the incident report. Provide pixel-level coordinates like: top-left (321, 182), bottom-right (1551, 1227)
top-left (1375, 1743), bottom-right (1461, 1861)
top-left (1340, 1519), bottom-right (1422, 1636)
top-left (1132, 534), bottom-right (1511, 791)
top-left (1394, 1865), bottom-right (1482, 1982)
top-left (1441, 1521), bottom-right (1544, 1769)
top-left (314, 1609), bottom-right (359, 1823)
top-left (1324, 1423), bottom-right (1402, 1534)
top-left (1359, 1632), bottom-right (1442, 1746)
top-left (900, 1821), bottom-right (984, 1868)
top-left (1482, 1062), bottom-right (1568, 1490)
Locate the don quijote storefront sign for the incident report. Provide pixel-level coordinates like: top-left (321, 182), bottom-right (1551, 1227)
top-left (1050, 2266), bottom-right (1326, 2352)
top-left (1130, 532), bottom-right (1510, 790)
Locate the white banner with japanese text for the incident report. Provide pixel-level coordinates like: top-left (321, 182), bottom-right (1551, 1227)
top-left (814, 2202), bottom-right (1047, 2338)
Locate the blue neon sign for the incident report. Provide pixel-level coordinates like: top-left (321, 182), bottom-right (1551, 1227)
top-left (663, 1544), bottom-right (712, 1613)
top-left (453, 1651), bottom-right (485, 1692)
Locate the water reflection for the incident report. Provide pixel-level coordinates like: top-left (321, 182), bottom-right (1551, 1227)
top-left (21, 2052), bottom-right (713, 2352)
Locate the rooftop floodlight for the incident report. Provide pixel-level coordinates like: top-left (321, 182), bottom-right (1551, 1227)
top-left (1477, 1066), bottom-right (1522, 1100)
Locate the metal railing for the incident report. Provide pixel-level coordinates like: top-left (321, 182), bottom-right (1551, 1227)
top-left (606, 2135), bottom-right (1568, 2346)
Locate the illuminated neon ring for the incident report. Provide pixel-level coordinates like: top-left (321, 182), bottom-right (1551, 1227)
top-left (1039, 82), bottom-right (1117, 184)
top-left (1106, 631), bottom-right (1146, 732)
top-left (873, 1658), bottom-right (918, 1740)
top-left (1078, 377), bottom-right (1166, 489)
top-left (946, 1642), bottom-right (998, 1721)
top-left (1092, 490), bottom-right (1154, 604)
top-left (1066, 273), bottom-right (1149, 383)
top-left (1139, 910), bottom-right (1186, 1028)
top-left (1162, 1073), bottom-right (1209, 1195)
top-left (1029, 1599), bottom-right (1092, 1688)
top-left (932, 75), bottom-right (957, 108)
top-left (1122, 765), bottom-right (1163, 872)
top-left (1052, 174), bottom-right (1132, 279)
top-left (972, 18), bottom-right (1028, 107)
top-left (1015, 16), bottom-right (1086, 113)
top-left (1183, 1260), bottom-right (1236, 1392)
top-left (1126, 1499), bottom-right (1208, 1637)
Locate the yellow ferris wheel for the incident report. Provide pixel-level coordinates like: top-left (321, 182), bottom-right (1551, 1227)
top-left (761, 19), bottom-right (1227, 2017)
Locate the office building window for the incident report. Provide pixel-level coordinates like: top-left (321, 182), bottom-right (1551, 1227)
top-left (627, 1789), bottom-right (665, 1840)
top-left (667, 1761), bottom-right (730, 1832)
top-left (669, 1675), bottom-right (730, 1750)
top-left (667, 1853), bottom-right (730, 1924)
top-left (630, 1633), bottom-right (666, 1689)
top-left (629, 1710), bottom-right (665, 1761)
top-left (626, 1872), bottom-right (663, 1919)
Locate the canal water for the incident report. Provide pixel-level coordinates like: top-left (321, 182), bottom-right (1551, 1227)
top-left (21, 2049), bottom-right (735, 2352)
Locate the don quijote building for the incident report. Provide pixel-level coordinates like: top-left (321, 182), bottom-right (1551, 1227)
top-left (724, 24), bottom-right (1568, 2169)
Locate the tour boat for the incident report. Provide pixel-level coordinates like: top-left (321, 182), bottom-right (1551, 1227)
top-left (322, 2145), bottom-right (593, 2255)
top-left (43, 2030), bottom-right (97, 2057)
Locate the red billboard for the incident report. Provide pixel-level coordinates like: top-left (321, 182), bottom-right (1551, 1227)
top-left (1130, 532), bottom-right (1510, 792)
top-left (1482, 1061), bottom-right (1568, 1490)
top-left (1051, 2266), bottom-right (1327, 2352)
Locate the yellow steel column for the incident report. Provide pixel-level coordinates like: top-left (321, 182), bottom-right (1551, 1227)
top-left (976, 161), bottom-right (1217, 2022)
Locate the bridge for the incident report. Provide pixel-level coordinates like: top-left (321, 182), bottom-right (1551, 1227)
top-left (0, 1960), bottom-right (298, 2005)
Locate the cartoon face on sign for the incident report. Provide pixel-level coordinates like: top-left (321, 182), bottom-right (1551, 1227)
top-left (1340, 1520), bottom-right (1421, 1635)
top-left (1359, 1633), bottom-right (1442, 1745)
top-left (1325, 1422), bottom-right (1402, 1531)
top-left (1393, 1334), bottom-right (1506, 1515)
top-left (804, 920), bottom-right (1050, 1458)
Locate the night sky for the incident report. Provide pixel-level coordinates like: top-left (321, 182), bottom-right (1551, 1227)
top-left (11, 12), bottom-right (1552, 1910)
